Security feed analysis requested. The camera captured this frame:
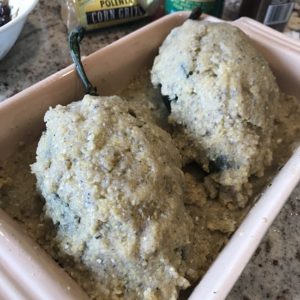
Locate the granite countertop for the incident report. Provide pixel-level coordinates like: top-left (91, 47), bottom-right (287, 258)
top-left (0, 1), bottom-right (299, 299)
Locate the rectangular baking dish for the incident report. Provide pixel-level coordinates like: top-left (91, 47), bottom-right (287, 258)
top-left (0, 12), bottom-right (300, 300)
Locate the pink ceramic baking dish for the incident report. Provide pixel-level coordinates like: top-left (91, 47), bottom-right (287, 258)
top-left (0, 12), bottom-right (300, 300)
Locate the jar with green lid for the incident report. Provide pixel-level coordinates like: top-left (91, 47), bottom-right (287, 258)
top-left (165, 0), bottom-right (225, 17)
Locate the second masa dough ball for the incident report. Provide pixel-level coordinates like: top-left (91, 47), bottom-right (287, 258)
top-left (151, 21), bottom-right (279, 188)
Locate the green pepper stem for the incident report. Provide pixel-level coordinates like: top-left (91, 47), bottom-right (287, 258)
top-left (189, 6), bottom-right (202, 20)
top-left (68, 26), bottom-right (99, 96)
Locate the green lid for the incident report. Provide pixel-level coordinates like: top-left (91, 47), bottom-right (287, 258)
top-left (165, 0), bottom-right (224, 17)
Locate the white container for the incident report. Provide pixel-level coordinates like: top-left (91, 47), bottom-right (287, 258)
top-left (0, 0), bottom-right (39, 60)
top-left (0, 12), bottom-right (299, 300)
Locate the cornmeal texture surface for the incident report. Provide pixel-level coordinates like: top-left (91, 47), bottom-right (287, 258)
top-left (31, 95), bottom-right (193, 300)
top-left (151, 21), bottom-right (280, 190)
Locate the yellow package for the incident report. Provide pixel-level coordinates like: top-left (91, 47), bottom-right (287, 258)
top-left (61, 0), bottom-right (160, 31)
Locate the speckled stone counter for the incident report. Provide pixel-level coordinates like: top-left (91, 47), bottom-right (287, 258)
top-left (0, 0), bottom-right (149, 101)
top-left (0, 1), bottom-right (299, 299)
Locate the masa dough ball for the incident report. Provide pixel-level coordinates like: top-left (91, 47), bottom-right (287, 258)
top-left (32, 95), bottom-right (192, 300)
top-left (151, 21), bottom-right (279, 188)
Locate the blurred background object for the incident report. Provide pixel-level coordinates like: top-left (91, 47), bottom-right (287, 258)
top-left (223, 0), bottom-right (300, 37)
top-left (0, 0), bottom-right (38, 60)
top-left (222, 0), bottom-right (242, 19)
top-left (0, 0), bottom-right (11, 27)
top-left (285, 1), bottom-right (300, 38)
top-left (60, 0), bottom-right (160, 31)
top-left (165, 0), bottom-right (224, 17)
top-left (239, 0), bottom-right (295, 31)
